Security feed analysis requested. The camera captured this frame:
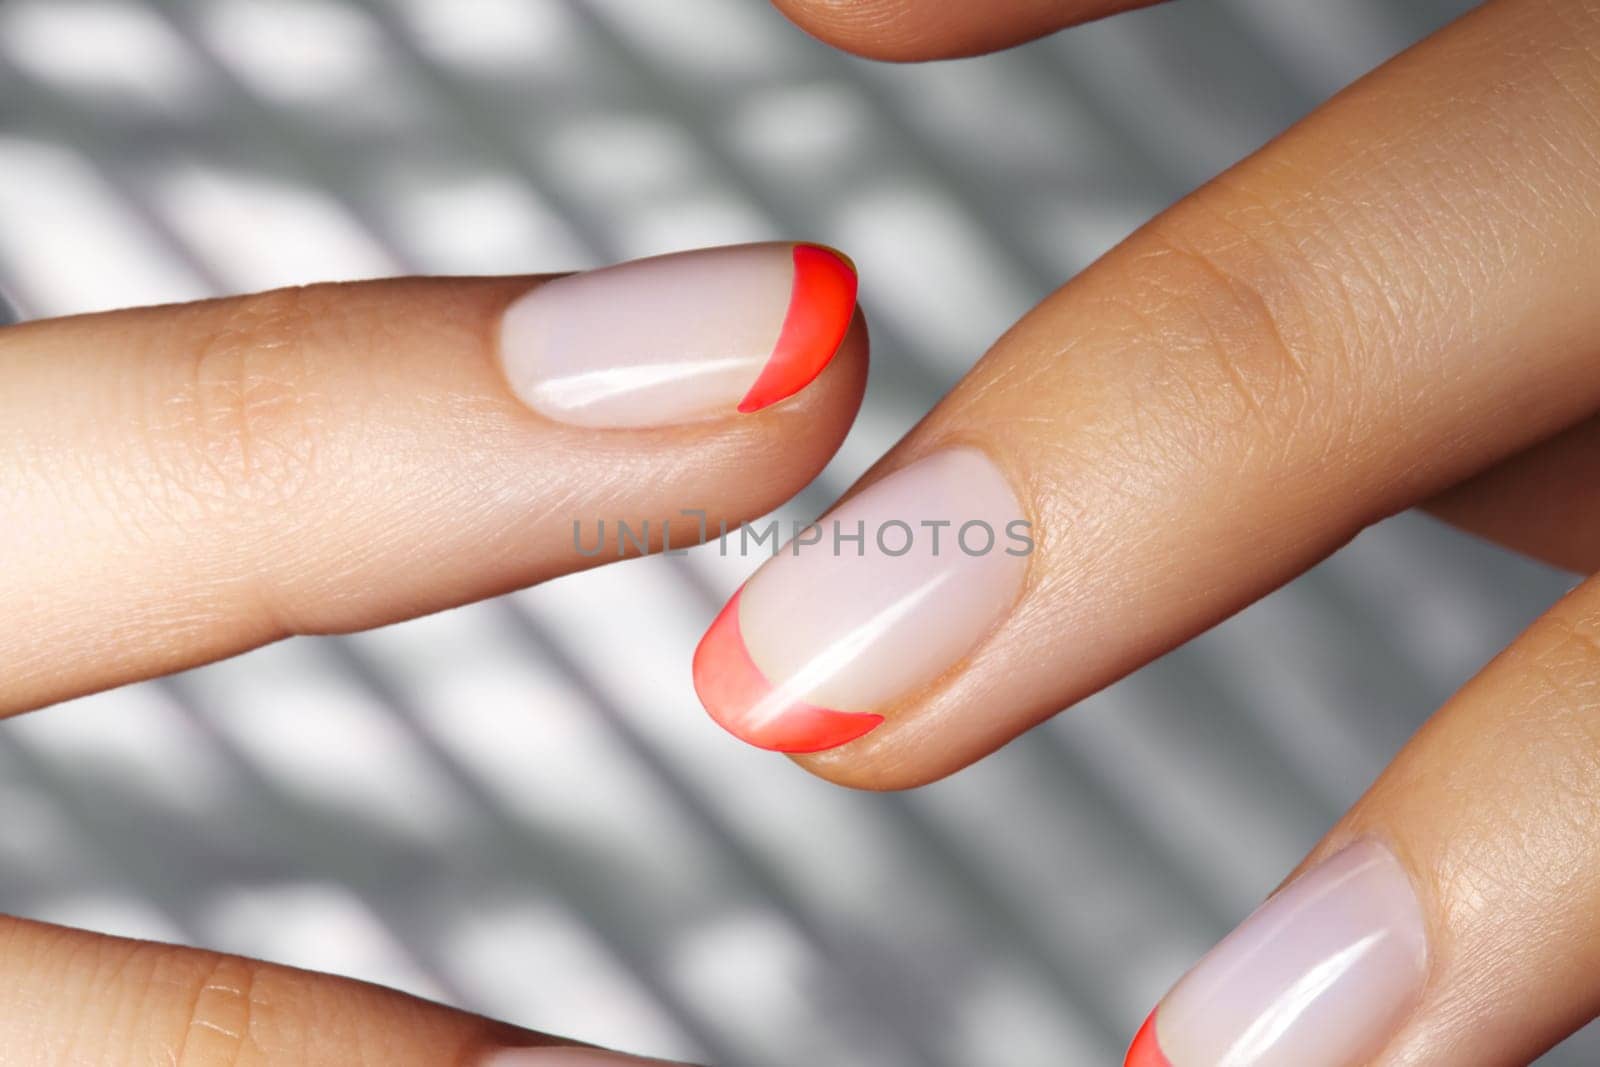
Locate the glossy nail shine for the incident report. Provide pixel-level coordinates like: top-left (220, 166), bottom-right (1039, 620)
top-left (1126, 840), bottom-right (1429, 1067)
top-left (694, 587), bottom-right (885, 752)
top-left (693, 447), bottom-right (1029, 752)
top-left (500, 242), bottom-right (856, 428)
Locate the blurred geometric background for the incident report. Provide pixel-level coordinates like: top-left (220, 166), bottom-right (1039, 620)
top-left (0, 0), bottom-right (1588, 1064)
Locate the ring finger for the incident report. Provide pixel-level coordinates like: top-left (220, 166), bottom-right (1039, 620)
top-left (1129, 564), bottom-right (1600, 1066)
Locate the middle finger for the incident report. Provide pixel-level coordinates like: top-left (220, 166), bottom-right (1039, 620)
top-left (694, 0), bottom-right (1600, 785)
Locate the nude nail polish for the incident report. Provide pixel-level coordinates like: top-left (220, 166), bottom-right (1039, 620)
top-left (499, 242), bottom-right (856, 428)
top-left (693, 446), bottom-right (1030, 752)
top-left (482, 1048), bottom-right (695, 1066)
top-left (1126, 840), bottom-right (1429, 1067)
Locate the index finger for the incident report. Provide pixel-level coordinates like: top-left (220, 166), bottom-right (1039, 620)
top-left (1, 242), bottom-right (865, 713)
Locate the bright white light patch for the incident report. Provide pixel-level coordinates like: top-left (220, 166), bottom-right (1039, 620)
top-left (202, 883), bottom-right (448, 999)
top-left (0, 0), bottom-right (205, 110)
top-left (726, 83), bottom-right (873, 179)
top-left (546, 115), bottom-right (710, 204)
top-left (393, 0), bottom-right (584, 73)
top-left (201, 0), bottom-right (388, 104)
top-left (445, 899), bottom-right (697, 1058)
top-left (0, 136), bottom-right (209, 314)
top-left (151, 162), bottom-right (397, 290)
top-left (383, 173), bottom-right (593, 275)
top-left (584, 0), bottom-right (795, 81)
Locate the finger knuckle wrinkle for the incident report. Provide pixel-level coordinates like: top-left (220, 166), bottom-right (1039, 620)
top-left (1108, 239), bottom-right (1362, 490)
top-left (178, 955), bottom-right (389, 1067)
top-left (159, 287), bottom-right (332, 519)
top-left (1136, 231), bottom-right (1325, 446)
top-left (175, 954), bottom-right (266, 1067)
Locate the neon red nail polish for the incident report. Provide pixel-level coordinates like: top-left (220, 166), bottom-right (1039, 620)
top-left (737, 243), bottom-right (858, 413)
top-left (1124, 1010), bottom-right (1172, 1067)
top-left (692, 588), bottom-right (883, 753)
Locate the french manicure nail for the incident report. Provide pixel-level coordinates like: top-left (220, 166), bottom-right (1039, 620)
top-left (482, 1047), bottom-right (696, 1066)
top-left (500, 241), bottom-right (856, 428)
top-left (1126, 840), bottom-right (1429, 1067)
top-left (693, 446), bottom-right (1030, 753)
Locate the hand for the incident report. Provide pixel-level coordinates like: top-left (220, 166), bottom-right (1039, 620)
top-left (691, 2), bottom-right (1600, 1064)
top-left (0, 246), bottom-right (865, 1064)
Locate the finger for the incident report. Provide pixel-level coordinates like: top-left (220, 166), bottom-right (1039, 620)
top-left (770, 0), bottom-right (1161, 61)
top-left (1424, 413), bottom-right (1600, 575)
top-left (0, 242), bottom-right (865, 713)
top-left (1125, 568), bottom-right (1600, 1067)
top-left (692, 0), bottom-right (1600, 784)
top-left (0, 914), bottom-right (686, 1066)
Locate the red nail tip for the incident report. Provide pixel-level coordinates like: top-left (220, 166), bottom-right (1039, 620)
top-left (692, 588), bottom-right (884, 753)
top-left (736, 243), bottom-right (858, 413)
top-left (1124, 1010), bottom-right (1172, 1067)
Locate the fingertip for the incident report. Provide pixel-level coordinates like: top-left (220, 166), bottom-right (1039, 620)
top-left (770, 0), bottom-right (1160, 62)
top-left (694, 446), bottom-right (1028, 782)
top-left (737, 302), bottom-right (868, 468)
top-left (692, 588), bottom-right (885, 753)
top-left (737, 243), bottom-right (859, 415)
top-left (500, 242), bottom-right (864, 430)
top-left (1124, 1011), bottom-right (1172, 1067)
top-left (769, 0), bottom-right (947, 62)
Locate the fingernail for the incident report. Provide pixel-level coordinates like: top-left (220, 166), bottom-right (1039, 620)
top-left (693, 446), bottom-right (1030, 753)
top-left (500, 241), bottom-right (856, 428)
top-left (482, 1047), bottom-right (696, 1066)
top-left (1126, 839), bottom-right (1429, 1067)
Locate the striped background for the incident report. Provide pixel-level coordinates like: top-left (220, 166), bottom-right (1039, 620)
top-left (0, 1), bottom-right (1589, 1063)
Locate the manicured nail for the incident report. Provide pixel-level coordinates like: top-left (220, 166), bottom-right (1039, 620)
top-left (500, 241), bottom-right (856, 428)
top-left (693, 446), bottom-right (1030, 753)
top-left (482, 1047), bottom-right (696, 1066)
top-left (1126, 840), bottom-right (1429, 1067)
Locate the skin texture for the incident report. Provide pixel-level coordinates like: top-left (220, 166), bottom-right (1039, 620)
top-left (0, 915), bottom-right (664, 1066)
top-left (1424, 414), bottom-right (1600, 575)
top-left (0, 275), bottom-right (866, 715)
top-left (760, 1), bottom-right (1600, 1064)
top-left (778, 0), bottom-right (1600, 789)
top-left (0, 266), bottom-right (865, 1063)
top-left (779, 0), bottom-right (1600, 582)
top-left (8, 0), bottom-right (1600, 1063)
